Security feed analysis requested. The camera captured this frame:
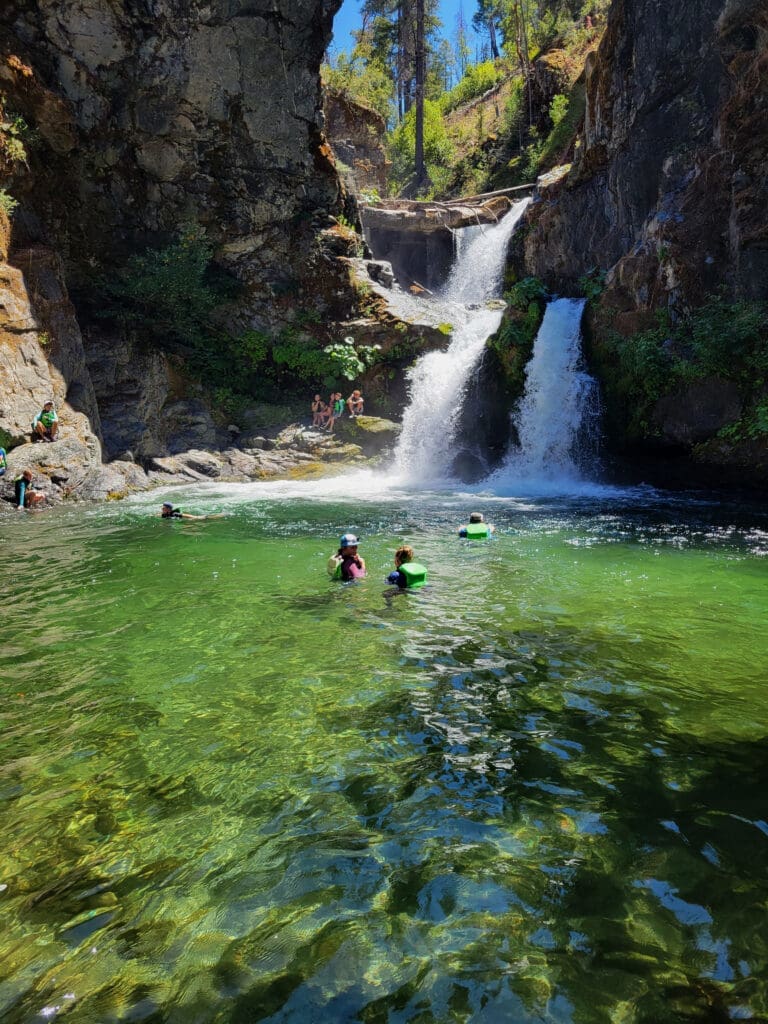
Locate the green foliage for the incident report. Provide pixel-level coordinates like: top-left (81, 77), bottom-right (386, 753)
top-left (359, 187), bottom-right (382, 205)
top-left (488, 299), bottom-right (544, 395)
top-left (100, 224), bottom-right (224, 347)
top-left (601, 296), bottom-right (768, 439)
top-left (549, 93), bottom-right (569, 127)
top-left (321, 51), bottom-right (394, 120)
top-left (439, 61), bottom-right (502, 114)
top-left (1, 109), bottom-right (35, 164)
top-left (505, 276), bottom-right (547, 310)
top-left (0, 188), bottom-right (18, 215)
top-left (578, 267), bottom-right (606, 304)
top-left (96, 227), bottom-right (389, 409)
top-left (388, 99), bottom-right (454, 195)
top-left (502, 78), bottom-right (525, 136)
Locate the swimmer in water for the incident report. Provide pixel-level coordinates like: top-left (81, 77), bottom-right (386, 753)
top-left (327, 533), bottom-right (366, 581)
top-left (159, 501), bottom-right (224, 520)
top-left (458, 511), bottom-right (495, 538)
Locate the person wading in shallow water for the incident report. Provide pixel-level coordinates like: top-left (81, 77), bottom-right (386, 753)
top-left (14, 469), bottom-right (45, 510)
top-left (387, 545), bottom-right (428, 589)
top-left (327, 533), bottom-right (367, 581)
top-left (159, 501), bottom-right (224, 520)
top-left (458, 511), bottom-right (495, 539)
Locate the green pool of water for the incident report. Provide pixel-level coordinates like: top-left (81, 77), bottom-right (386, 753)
top-left (1, 486), bottom-right (767, 1023)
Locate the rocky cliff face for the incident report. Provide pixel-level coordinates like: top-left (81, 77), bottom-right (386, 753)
top-left (515, 0), bottom-right (768, 484)
top-left (1, 0), bottom-right (341, 292)
top-left (0, 0), bottom-right (382, 495)
top-left (324, 89), bottom-right (389, 197)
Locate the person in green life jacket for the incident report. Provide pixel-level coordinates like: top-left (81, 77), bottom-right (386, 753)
top-left (32, 401), bottom-right (59, 442)
top-left (159, 501), bottom-right (224, 520)
top-left (387, 545), bottom-right (428, 589)
top-left (458, 511), bottom-right (495, 539)
top-left (0, 446), bottom-right (6, 477)
top-left (325, 393), bottom-right (346, 433)
top-left (14, 468), bottom-right (46, 509)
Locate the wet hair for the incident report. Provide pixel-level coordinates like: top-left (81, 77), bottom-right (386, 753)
top-left (469, 512), bottom-right (484, 523)
top-left (395, 545), bottom-right (414, 566)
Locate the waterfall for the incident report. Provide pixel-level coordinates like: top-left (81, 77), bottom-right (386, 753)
top-left (493, 298), bottom-right (600, 490)
top-left (393, 198), bottom-right (531, 482)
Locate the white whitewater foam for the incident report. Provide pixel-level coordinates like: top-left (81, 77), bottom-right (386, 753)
top-left (393, 199), bottom-right (531, 483)
top-left (491, 297), bottom-right (601, 494)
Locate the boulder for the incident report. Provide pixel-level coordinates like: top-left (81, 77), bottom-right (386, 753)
top-left (333, 415), bottom-right (401, 455)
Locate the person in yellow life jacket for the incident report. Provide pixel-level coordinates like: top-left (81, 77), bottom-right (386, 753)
top-left (387, 545), bottom-right (428, 589)
top-left (32, 401), bottom-right (59, 442)
top-left (458, 511), bottom-right (495, 539)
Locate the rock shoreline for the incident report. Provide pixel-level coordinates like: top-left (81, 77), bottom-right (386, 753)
top-left (0, 415), bottom-right (402, 508)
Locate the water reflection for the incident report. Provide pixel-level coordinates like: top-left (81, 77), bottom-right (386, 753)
top-left (0, 494), bottom-right (767, 1022)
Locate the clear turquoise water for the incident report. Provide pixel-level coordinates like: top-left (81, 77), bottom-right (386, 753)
top-left (1, 484), bottom-right (767, 1023)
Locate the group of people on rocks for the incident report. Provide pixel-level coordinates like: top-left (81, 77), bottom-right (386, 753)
top-left (326, 513), bottom-right (494, 590)
top-left (311, 389), bottom-right (364, 431)
top-left (4, 400), bottom-right (61, 510)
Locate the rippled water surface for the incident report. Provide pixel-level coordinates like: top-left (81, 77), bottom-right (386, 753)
top-left (2, 486), bottom-right (768, 1023)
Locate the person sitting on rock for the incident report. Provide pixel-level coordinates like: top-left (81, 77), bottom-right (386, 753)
top-left (311, 394), bottom-right (327, 428)
top-left (458, 511), bottom-right (495, 539)
top-left (160, 501), bottom-right (223, 520)
top-left (325, 392), bottom-right (345, 433)
top-left (347, 389), bottom-right (364, 418)
top-left (327, 533), bottom-right (366, 581)
top-left (0, 446), bottom-right (6, 478)
top-left (14, 469), bottom-right (45, 510)
top-left (32, 401), bottom-right (59, 442)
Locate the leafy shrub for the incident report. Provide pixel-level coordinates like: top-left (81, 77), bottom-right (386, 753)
top-left (388, 99), bottom-right (454, 194)
top-left (549, 93), bottom-right (569, 127)
top-left (505, 276), bottom-right (548, 310)
top-left (600, 296), bottom-right (768, 438)
top-left (321, 53), bottom-right (393, 120)
top-left (0, 189), bottom-right (18, 215)
top-left (440, 61), bottom-right (502, 115)
top-left (96, 226), bottom-right (392, 412)
top-left (578, 268), bottom-right (606, 303)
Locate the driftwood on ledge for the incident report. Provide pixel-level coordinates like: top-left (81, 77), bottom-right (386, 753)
top-left (360, 183), bottom-right (535, 233)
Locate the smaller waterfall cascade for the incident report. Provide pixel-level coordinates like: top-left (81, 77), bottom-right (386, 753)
top-left (393, 198), bottom-right (531, 482)
top-left (494, 297), bottom-right (600, 489)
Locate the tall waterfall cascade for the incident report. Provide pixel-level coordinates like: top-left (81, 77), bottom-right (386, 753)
top-left (392, 199), bottom-right (531, 482)
top-left (493, 298), bottom-right (600, 490)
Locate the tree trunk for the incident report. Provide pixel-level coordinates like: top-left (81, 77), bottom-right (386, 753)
top-left (414, 0), bottom-right (426, 186)
top-left (488, 15), bottom-right (500, 59)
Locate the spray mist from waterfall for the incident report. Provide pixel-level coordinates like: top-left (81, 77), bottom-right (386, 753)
top-left (392, 199), bottom-right (531, 482)
top-left (492, 297), bottom-right (600, 492)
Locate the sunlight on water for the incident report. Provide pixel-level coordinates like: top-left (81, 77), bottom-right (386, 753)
top-left (1, 489), bottom-right (767, 1023)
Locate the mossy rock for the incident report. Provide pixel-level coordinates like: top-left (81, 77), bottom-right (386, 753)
top-left (334, 415), bottom-right (401, 454)
top-left (286, 461), bottom-right (333, 479)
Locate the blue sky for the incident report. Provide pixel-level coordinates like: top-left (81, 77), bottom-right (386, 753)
top-left (329, 0), bottom-right (481, 57)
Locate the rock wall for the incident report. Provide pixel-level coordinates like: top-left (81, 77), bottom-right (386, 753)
top-left (0, 0), bottom-right (381, 498)
top-left (514, 0), bottom-right (768, 483)
top-left (324, 89), bottom-right (389, 197)
top-left (1, 0), bottom-right (342, 296)
top-left (0, 208), bottom-right (99, 451)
